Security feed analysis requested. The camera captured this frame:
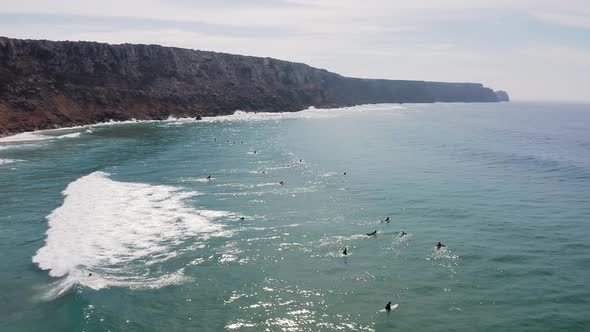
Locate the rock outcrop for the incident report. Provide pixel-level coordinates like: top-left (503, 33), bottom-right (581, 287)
top-left (495, 90), bottom-right (510, 102)
top-left (0, 37), bottom-right (507, 136)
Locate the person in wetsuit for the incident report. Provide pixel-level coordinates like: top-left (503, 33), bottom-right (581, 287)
top-left (366, 230), bottom-right (378, 236)
top-left (436, 242), bottom-right (446, 249)
top-left (342, 247), bottom-right (348, 256)
top-left (400, 231), bottom-right (407, 237)
top-left (385, 302), bottom-right (392, 311)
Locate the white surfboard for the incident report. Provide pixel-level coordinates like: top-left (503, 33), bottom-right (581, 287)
top-left (379, 304), bottom-right (399, 312)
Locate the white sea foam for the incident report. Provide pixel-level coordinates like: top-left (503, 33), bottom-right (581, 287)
top-left (0, 131), bottom-right (51, 143)
top-left (0, 103), bottom-right (405, 144)
top-left (56, 132), bottom-right (81, 139)
top-left (0, 158), bottom-right (22, 165)
top-left (33, 171), bottom-right (229, 295)
top-left (200, 104), bottom-right (406, 123)
top-left (0, 129), bottom-right (82, 143)
top-left (179, 176), bottom-right (214, 183)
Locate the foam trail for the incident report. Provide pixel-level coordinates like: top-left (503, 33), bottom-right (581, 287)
top-left (33, 172), bottom-right (228, 295)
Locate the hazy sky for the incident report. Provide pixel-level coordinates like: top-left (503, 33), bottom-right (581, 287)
top-left (1, 0), bottom-right (589, 101)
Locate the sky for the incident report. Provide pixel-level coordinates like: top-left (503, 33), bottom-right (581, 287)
top-left (0, 0), bottom-right (589, 102)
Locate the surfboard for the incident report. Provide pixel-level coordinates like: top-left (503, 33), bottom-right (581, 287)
top-left (379, 304), bottom-right (399, 312)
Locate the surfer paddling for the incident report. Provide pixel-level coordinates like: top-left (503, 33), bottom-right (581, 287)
top-left (399, 231), bottom-right (407, 237)
top-left (381, 217), bottom-right (390, 223)
top-left (436, 242), bottom-right (446, 250)
top-left (366, 230), bottom-right (378, 237)
top-left (207, 175), bottom-right (212, 181)
top-left (385, 302), bottom-right (392, 312)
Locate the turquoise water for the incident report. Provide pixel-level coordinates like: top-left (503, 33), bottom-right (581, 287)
top-left (1, 102), bottom-right (589, 331)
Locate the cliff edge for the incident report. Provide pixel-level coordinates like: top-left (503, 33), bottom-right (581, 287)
top-left (0, 37), bottom-right (507, 136)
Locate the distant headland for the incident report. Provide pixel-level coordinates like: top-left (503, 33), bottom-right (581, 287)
top-left (0, 37), bottom-right (509, 137)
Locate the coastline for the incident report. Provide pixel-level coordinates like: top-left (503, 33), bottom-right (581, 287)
top-left (0, 37), bottom-right (507, 138)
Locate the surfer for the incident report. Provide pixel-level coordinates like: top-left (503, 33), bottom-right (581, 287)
top-left (239, 217), bottom-right (245, 221)
top-left (342, 247), bottom-right (348, 256)
top-left (343, 172), bottom-right (347, 175)
top-left (436, 242), bottom-right (446, 250)
top-left (381, 217), bottom-right (390, 223)
top-left (279, 181), bottom-right (285, 185)
top-left (400, 231), bottom-right (407, 237)
top-left (385, 301), bottom-right (392, 311)
top-left (366, 230), bottom-right (378, 237)
top-left (207, 175), bottom-right (212, 181)
top-left (254, 150), bottom-right (257, 155)
top-left (88, 273), bottom-right (92, 277)
top-left (299, 159), bottom-right (303, 162)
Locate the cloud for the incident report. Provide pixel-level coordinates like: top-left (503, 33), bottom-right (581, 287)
top-left (0, 0), bottom-right (589, 101)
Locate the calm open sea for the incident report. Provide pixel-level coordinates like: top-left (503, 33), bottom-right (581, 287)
top-left (1, 102), bottom-right (589, 331)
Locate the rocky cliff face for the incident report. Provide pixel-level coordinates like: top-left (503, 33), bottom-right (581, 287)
top-left (0, 37), bottom-right (506, 136)
top-left (495, 90), bottom-right (510, 102)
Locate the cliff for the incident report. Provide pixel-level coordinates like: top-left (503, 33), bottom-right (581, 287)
top-left (0, 37), bottom-right (506, 136)
top-left (495, 90), bottom-right (510, 102)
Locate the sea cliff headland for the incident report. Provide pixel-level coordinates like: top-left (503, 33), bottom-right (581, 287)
top-left (0, 37), bottom-right (508, 137)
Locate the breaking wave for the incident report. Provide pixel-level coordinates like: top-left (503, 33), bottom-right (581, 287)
top-left (33, 171), bottom-right (230, 298)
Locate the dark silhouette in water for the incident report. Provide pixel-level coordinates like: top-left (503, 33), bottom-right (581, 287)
top-left (207, 175), bottom-right (212, 181)
top-left (366, 230), bottom-right (378, 237)
top-left (279, 181), bottom-right (285, 185)
top-left (254, 150), bottom-right (257, 155)
top-left (343, 172), bottom-right (347, 175)
top-left (381, 217), bottom-right (390, 223)
top-left (342, 247), bottom-right (348, 256)
top-left (436, 242), bottom-right (446, 250)
top-left (88, 273), bottom-right (92, 277)
top-left (239, 217), bottom-right (245, 221)
top-left (385, 302), bottom-right (392, 312)
top-left (400, 231), bottom-right (407, 237)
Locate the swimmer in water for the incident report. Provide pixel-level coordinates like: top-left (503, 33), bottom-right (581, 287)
top-left (239, 217), bottom-right (245, 221)
top-left (342, 247), bottom-right (348, 256)
top-left (366, 230), bottom-right (378, 237)
top-left (279, 181), bottom-right (285, 185)
top-left (381, 217), bottom-right (390, 223)
top-left (385, 301), bottom-right (392, 311)
top-left (207, 175), bottom-right (212, 181)
top-left (343, 172), bottom-right (347, 175)
top-left (399, 231), bottom-right (407, 237)
top-left (436, 242), bottom-right (446, 250)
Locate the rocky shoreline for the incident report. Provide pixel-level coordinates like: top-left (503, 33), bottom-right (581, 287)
top-left (0, 37), bottom-right (508, 137)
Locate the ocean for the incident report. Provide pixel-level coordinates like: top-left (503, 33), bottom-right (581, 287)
top-left (1, 102), bottom-right (589, 331)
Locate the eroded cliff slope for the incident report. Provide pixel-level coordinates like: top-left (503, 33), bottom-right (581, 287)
top-left (0, 37), bottom-right (507, 136)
